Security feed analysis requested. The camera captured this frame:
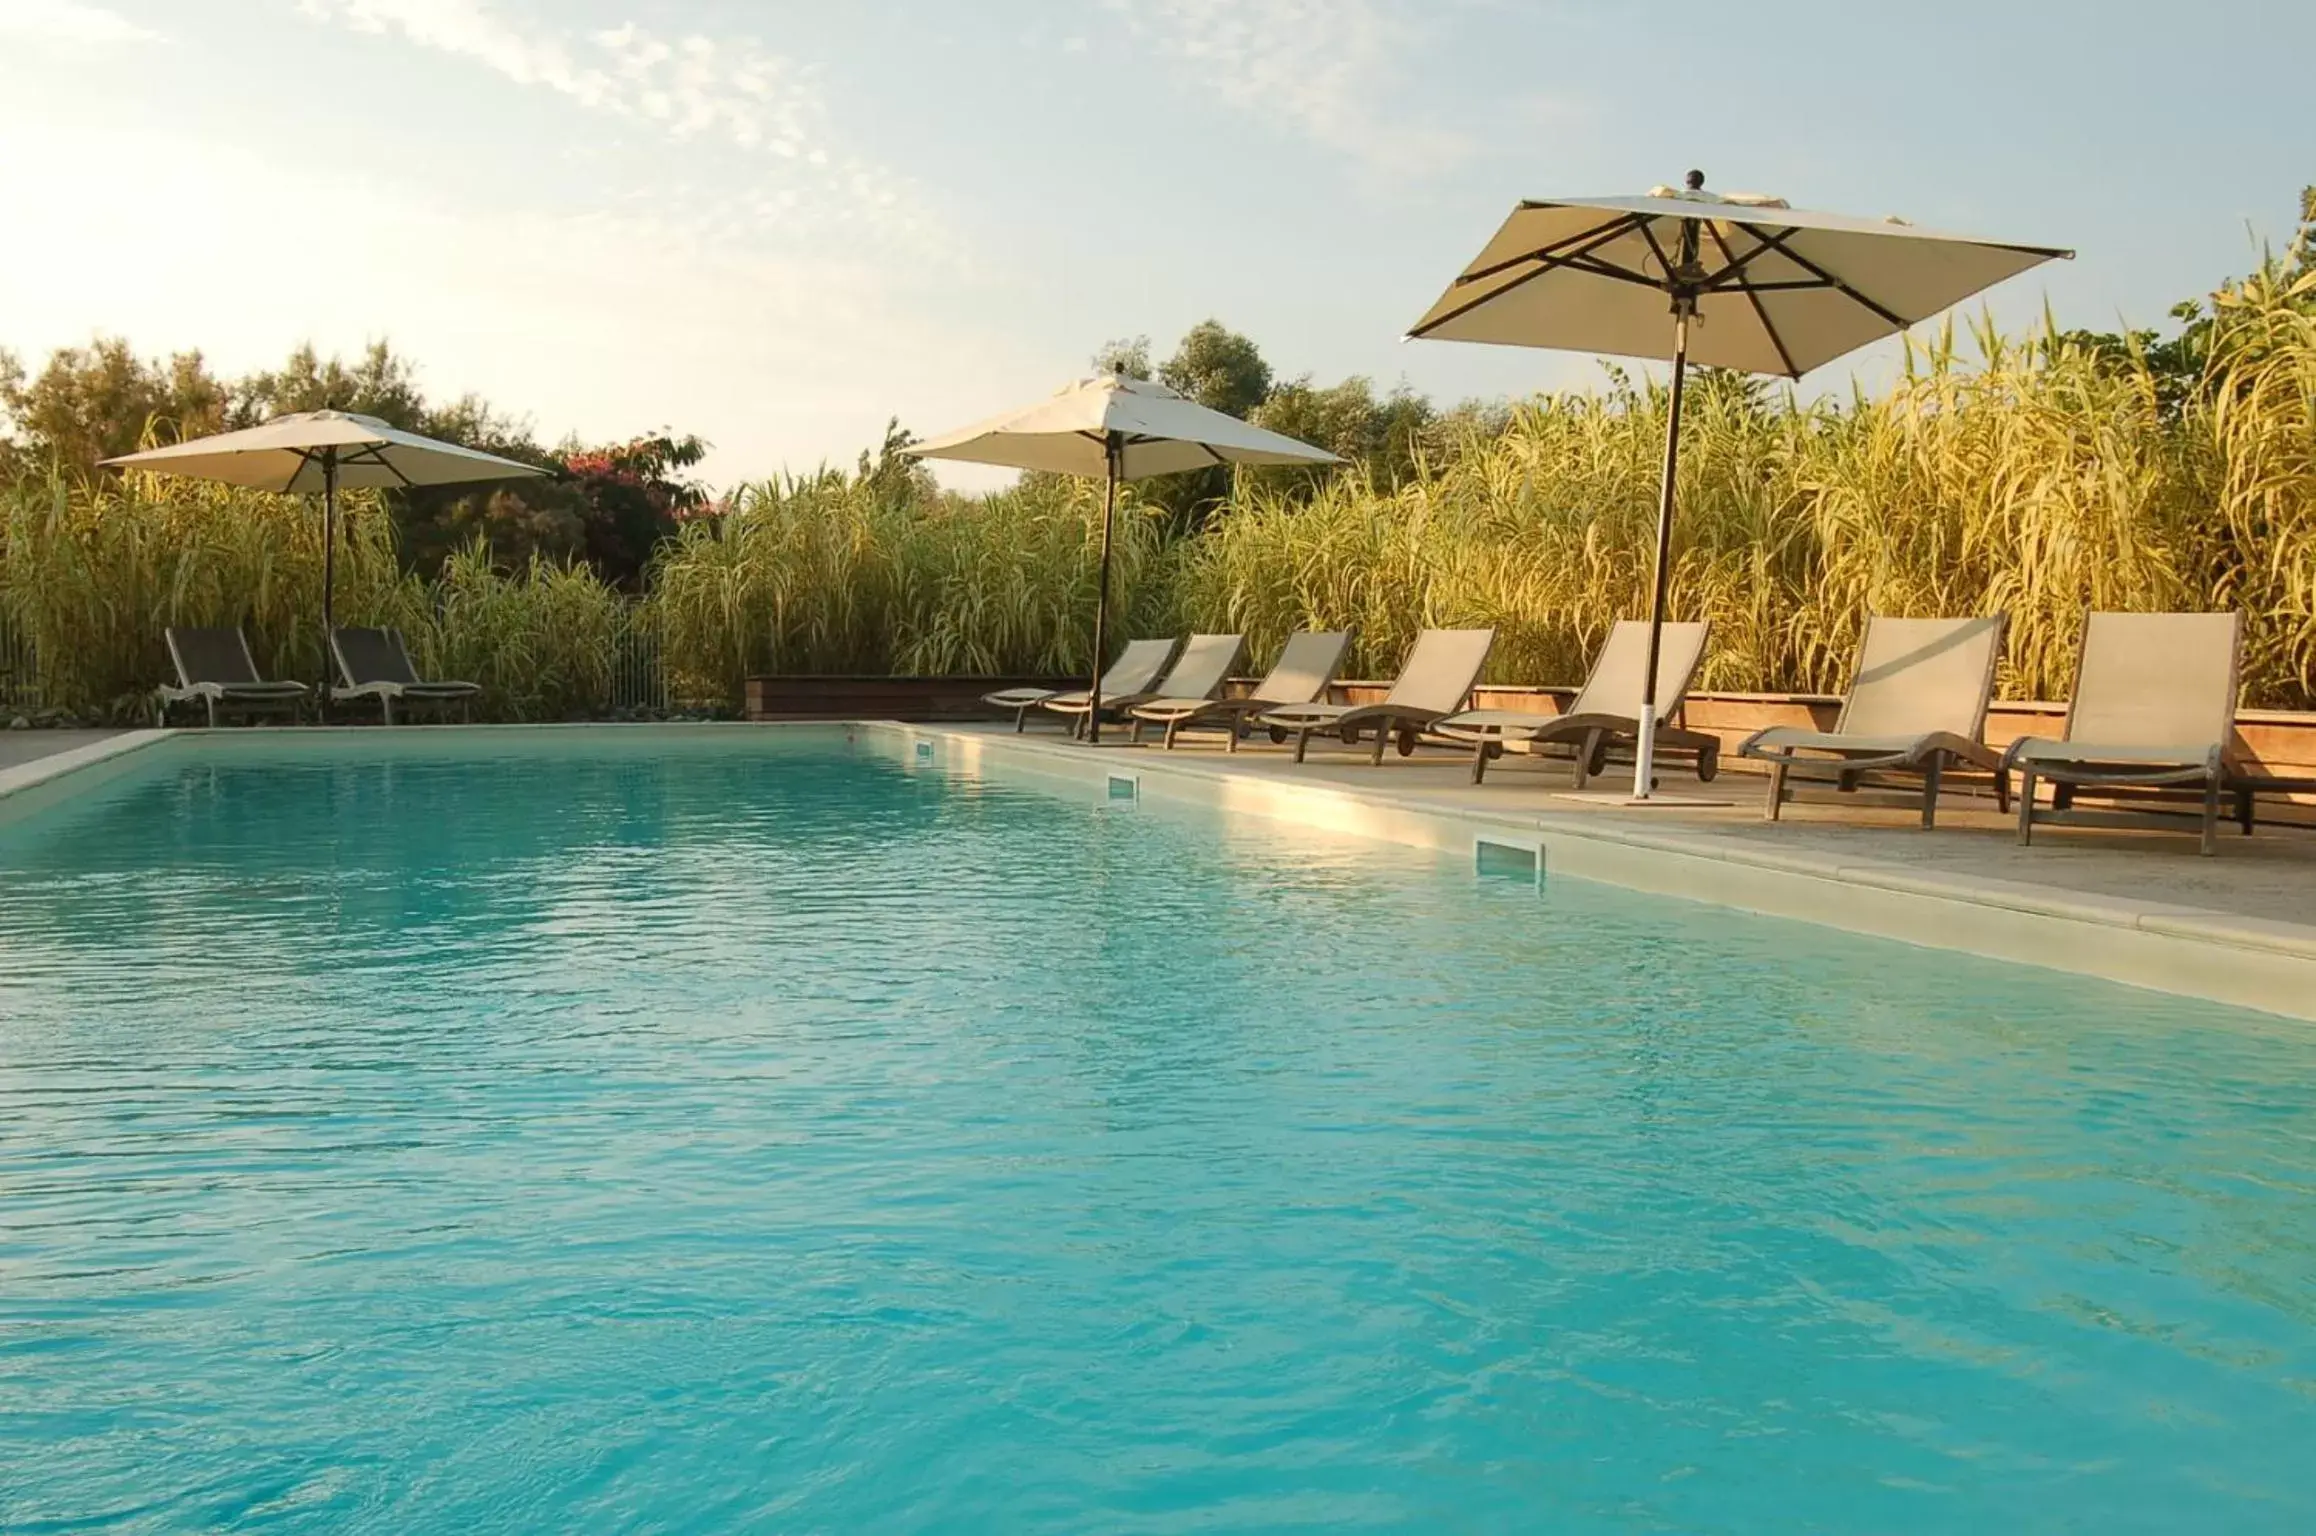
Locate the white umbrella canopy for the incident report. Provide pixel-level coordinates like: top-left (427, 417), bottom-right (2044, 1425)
top-left (908, 372), bottom-right (1341, 479)
top-left (908, 373), bottom-right (1337, 743)
top-left (1408, 189), bottom-right (2072, 376)
top-left (104, 409), bottom-right (547, 490)
top-left (1409, 172), bottom-right (2071, 799)
top-left (105, 410), bottom-right (549, 716)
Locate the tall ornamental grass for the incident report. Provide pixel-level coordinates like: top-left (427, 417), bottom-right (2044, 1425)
top-left (0, 473), bottom-right (626, 720)
top-left (1172, 284), bottom-right (2316, 708)
top-left (650, 469), bottom-right (1170, 705)
top-left (4, 272), bottom-right (2311, 717)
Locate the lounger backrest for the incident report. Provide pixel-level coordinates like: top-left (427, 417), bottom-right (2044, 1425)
top-left (1098, 637), bottom-right (1178, 697)
top-left (1835, 614), bottom-right (2004, 741)
top-left (166, 627), bottom-right (260, 687)
top-left (332, 626), bottom-right (422, 687)
top-left (1153, 633), bottom-right (1245, 700)
top-left (1252, 630), bottom-right (1352, 705)
top-left (1565, 620), bottom-right (1710, 722)
top-left (2065, 610), bottom-right (2241, 753)
top-left (1383, 628), bottom-right (1495, 712)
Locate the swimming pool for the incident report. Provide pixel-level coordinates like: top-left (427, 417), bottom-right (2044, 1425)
top-left (3, 727), bottom-right (2312, 1532)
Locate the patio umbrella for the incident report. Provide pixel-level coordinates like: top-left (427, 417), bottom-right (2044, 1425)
top-left (1408, 171), bottom-right (2071, 798)
top-left (105, 410), bottom-right (547, 711)
top-left (906, 373), bottom-right (1338, 742)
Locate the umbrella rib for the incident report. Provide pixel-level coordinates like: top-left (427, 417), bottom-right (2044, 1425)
top-left (1408, 217), bottom-right (1645, 339)
top-left (1696, 226), bottom-right (1796, 289)
top-left (1741, 228), bottom-right (1911, 330)
top-left (1704, 222), bottom-right (1800, 378)
top-left (345, 443), bottom-right (420, 489)
top-left (1454, 213), bottom-right (1643, 286)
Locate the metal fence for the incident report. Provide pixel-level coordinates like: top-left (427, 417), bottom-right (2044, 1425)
top-left (608, 597), bottom-right (670, 716)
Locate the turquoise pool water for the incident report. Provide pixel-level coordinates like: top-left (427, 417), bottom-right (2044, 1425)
top-left (2, 728), bottom-right (2313, 1532)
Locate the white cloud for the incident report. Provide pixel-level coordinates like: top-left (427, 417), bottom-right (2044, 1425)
top-left (295, 1), bottom-right (936, 257)
top-left (1106, 0), bottom-right (1470, 178)
top-left (0, 0), bottom-right (159, 46)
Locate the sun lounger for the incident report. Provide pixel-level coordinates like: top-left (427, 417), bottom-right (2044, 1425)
top-left (1433, 621), bottom-right (1715, 786)
top-left (1738, 614), bottom-right (2008, 827)
top-left (2005, 610), bottom-right (2245, 856)
top-left (156, 626), bottom-right (309, 727)
top-left (1047, 633), bottom-right (1244, 734)
top-left (1127, 630), bottom-right (1353, 750)
top-left (331, 626), bottom-right (481, 724)
top-left (982, 637), bottom-right (1177, 732)
top-left (1260, 628), bottom-right (1495, 764)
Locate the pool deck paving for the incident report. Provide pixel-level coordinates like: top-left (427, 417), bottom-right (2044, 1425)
top-left (0, 729), bottom-right (124, 773)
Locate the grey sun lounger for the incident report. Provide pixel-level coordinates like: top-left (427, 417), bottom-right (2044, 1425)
top-left (2004, 610), bottom-right (2246, 856)
top-left (1739, 614), bottom-right (2008, 827)
top-left (156, 626), bottom-right (309, 727)
top-left (1433, 620), bottom-right (1716, 786)
top-left (1048, 632), bottom-right (1245, 734)
top-left (1127, 629), bottom-right (1353, 750)
top-left (331, 626), bottom-right (481, 724)
top-left (1260, 628), bottom-right (1495, 764)
top-left (982, 637), bottom-right (1178, 732)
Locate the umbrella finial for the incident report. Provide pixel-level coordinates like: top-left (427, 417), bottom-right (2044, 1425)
top-left (1684, 169), bottom-right (1705, 193)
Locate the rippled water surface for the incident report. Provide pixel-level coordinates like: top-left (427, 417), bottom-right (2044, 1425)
top-left (3, 729), bottom-right (2314, 1533)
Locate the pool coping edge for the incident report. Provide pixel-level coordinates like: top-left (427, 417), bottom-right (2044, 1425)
top-left (875, 722), bottom-right (2316, 1022)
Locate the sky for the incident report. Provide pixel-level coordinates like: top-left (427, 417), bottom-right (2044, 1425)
top-left (1, 0), bottom-right (2310, 490)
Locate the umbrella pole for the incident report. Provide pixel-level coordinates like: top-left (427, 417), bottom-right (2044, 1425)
top-left (1087, 434), bottom-right (1120, 746)
top-left (1633, 304), bottom-right (1692, 801)
top-left (320, 450), bottom-right (338, 725)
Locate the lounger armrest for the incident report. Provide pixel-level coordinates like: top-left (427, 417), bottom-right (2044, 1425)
top-left (983, 688), bottom-right (1056, 708)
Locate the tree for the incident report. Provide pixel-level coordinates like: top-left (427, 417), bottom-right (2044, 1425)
top-left (1249, 376), bottom-right (1434, 497)
top-left (1091, 335), bottom-right (1152, 379)
top-left (0, 336), bottom-right (232, 471)
top-left (1158, 319), bottom-right (1272, 418)
top-left (856, 417), bottom-right (936, 508)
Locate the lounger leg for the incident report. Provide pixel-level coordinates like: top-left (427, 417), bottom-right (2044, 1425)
top-left (1013, 705), bottom-right (1028, 734)
top-left (1292, 727), bottom-right (1313, 765)
top-left (1920, 758), bottom-right (1941, 830)
top-left (2200, 774), bottom-right (2220, 857)
top-left (1369, 721), bottom-right (1389, 766)
top-left (1571, 729), bottom-right (1604, 790)
top-left (1163, 718), bottom-right (1180, 751)
top-left (2016, 767), bottom-right (2037, 845)
top-left (1764, 760), bottom-right (1785, 821)
top-left (383, 696), bottom-right (396, 727)
top-left (1993, 767), bottom-right (2010, 815)
top-left (2236, 784), bottom-right (2254, 836)
top-left (204, 697), bottom-right (218, 729)
top-left (1470, 736), bottom-right (1489, 784)
top-left (1224, 718), bottom-right (1239, 754)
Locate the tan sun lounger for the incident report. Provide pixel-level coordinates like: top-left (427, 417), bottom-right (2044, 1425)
top-left (1046, 632), bottom-right (1244, 733)
top-left (1128, 630), bottom-right (1353, 750)
top-left (982, 637), bottom-right (1177, 732)
top-left (1260, 628), bottom-right (1495, 764)
top-left (331, 626), bottom-right (481, 724)
top-left (1433, 620), bottom-right (1715, 786)
top-left (1738, 614), bottom-right (2008, 827)
top-left (156, 626), bottom-right (309, 727)
top-left (2004, 610), bottom-right (2245, 856)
